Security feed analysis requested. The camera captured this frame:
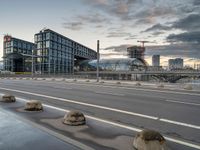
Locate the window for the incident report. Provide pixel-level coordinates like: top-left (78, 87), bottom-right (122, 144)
top-left (46, 41), bottom-right (50, 48)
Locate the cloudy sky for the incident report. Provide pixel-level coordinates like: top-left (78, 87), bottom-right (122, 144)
top-left (0, 0), bottom-right (200, 66)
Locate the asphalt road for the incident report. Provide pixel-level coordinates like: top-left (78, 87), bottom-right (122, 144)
top-left (0, 78), bottom-right (200, 150)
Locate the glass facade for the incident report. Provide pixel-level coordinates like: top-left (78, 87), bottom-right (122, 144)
top-left (3, 36), bottom-right (36, 72)
top-left (79, 58), bottom-right (147, 72)
top-left (34, 29), bottom-right (97, 74)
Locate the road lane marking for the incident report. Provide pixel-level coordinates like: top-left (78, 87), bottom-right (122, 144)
top-left (38, 80), bottom-right (200, 96)
top-left (0, 88), bottom-right (200, 130)
top-left (0, 87), bottom-right (158, 120)
top-left (3, 79), bottom-right (200, 96)
top-left (166, 100), bottom-right (200, 106)
top-left (95, 91), bottom-right (125, 96)
top-left (12, 96), bottom-right (200, 150)
top-left (160, 119), bottom-right (200, 129)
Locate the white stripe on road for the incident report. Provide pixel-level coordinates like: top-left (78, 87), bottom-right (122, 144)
top-left (13, 97), bottom-right (200, 150)
top-left (0, 87), bottom-right (200, 130)
top-left (166, 100), bottom-right (200, 106)
top-left (160, 119), bottom-right (200, 130)
top-left (95, 91), bottom-right (125, 96)
top-left (0, 87), bottom-right (157, 120)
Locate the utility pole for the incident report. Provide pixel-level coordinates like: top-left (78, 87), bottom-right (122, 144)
top-left (31, 49), bottom-right (34, 78)
top-left (97, 40), bottom-right (100, 82)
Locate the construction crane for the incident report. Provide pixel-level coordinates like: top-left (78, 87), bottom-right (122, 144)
top-left (137, 40), bottom-right (156, 48)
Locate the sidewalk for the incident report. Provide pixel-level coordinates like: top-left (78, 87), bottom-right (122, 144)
top-left (0, 109), bottom-right (81, 150)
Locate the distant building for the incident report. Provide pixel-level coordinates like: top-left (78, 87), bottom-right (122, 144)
top-left (152, 55), bottom-right (160, 67)
top-left (34, 29), bottom-right (97, 74)
top-left (168, 58), bottom-right (184, 70)
top-left (127, 46), bottom-right (145, 60)
top-left (0, 60), bottom-right (3, 70)
top-left (3, 35), bottom-right (36, 72)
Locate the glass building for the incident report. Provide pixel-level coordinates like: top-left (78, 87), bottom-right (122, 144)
top-left (79, 58), bottom-right (147, 72)
top-left (34, 29), bottom-right (97, 74)
top-left (3, 35), bottom-right (36, 72)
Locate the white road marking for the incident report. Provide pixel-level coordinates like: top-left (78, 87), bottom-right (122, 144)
top-left (95, 91), bottom-right (125, 96)
top-left (160, 119), bottom-right (200, 130)
top-left (0, 87), bottom-right (158, 120)
top-left (0, 87), bottom-right (200, 130)
top-left (39, 80), bottom-right (200, 96)
top-left (166, 100), bottom-right (200, 106)
top-left (12, 96), bottom-right (200, 150)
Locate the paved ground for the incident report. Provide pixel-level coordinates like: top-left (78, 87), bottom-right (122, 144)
top-left (0, 78), bottom-right (200, 150)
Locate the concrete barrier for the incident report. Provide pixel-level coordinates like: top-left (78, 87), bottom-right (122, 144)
top-left (63, 110), bottom-right (86, 126)
top-left (1, 94), bottom-right (16, 103)
top-left (100, 81), bottom-right (105, 84)
top-left (133, 129), bottom-right (169, 150)
top-left (157, 84), bottom-right (164, 88)
top-left (183, 84), bottom-right (193, 90)
top-left (135, 82), bottom-right (141, 86)
top-left (25, 100), bottom-right (43, 111)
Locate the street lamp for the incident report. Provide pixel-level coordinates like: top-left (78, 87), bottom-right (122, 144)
top-left (97, 40), bottom-right (100, 82)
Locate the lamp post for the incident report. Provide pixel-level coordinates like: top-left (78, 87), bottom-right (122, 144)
top-left (97, 40), bottom-right (100, 82)
top-left (31, 49), bottom-right (34, 78)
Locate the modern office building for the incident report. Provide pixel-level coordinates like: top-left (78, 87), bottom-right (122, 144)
top-left (34, 29), bottom-right (97, 74)
top-left (3, 35), bottom-right (36, 72)
top-left (168, 58), bottom-right (184, 70)
top-left (127, 46), bottom-right (145, 60)
top-left (152, 55), bottom-right (160, 66)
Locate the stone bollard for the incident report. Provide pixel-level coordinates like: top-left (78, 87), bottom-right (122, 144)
top-left (62, 78), bottom-right (66, 81)
top-left (135, 82), bottom-right (141, 86)
top-left (73, 79), bottom-right (77, 82)
top-left (133, 129), bottom-right (169, 150)
top-left (86, 79), bottom-right (90, 82)
top-left (51, 78), bottom-right (55, 81)
top-left (1, 94), bottom-right (16, 103)
top-left (183, 84), bottom-right (193, 90)
top-left (157, 84), bottom-right (164, 88)
top-left (25, 100), bottom-right (43, 111)
top-left (42, 78), bottom-right (46, 80)
top-left (63, 110), bottom-right (86, 126)
top-left (116, 81), bottom-right (121, 84)
top-left (100, 81), bottom-right (105, 84)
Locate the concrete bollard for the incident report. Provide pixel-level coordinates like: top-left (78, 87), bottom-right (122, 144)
top-left (62, 78), bottom-right (66, 81)
top-left (25, 100), bottom-right (43, 111)
top-left (183, 84), bottom-right (193, 90)
top-left (63, 110), bottom-right (86, 126)
top-left (1, 94), bottom-right (16, 103)
top-left (51, 78), bottom-right (55, 81)
top-left (157, 84), bottom-right (164, 88)
top-left (34, 78), bottom-right (38, 80)
top-left (86, 79), bottom-right (90, 82)
top-left (116, 81), bottom-right (121, 84)
top-left (73, 79), bottom-right (77, 82)
top-left (133, 129), bottom-right (169, 150)
top-left (100, 81), bottom-right (105, 84)
top-left (42, 78), bottom-right (46, 80)
top-left (135, 82), bottom-right (141, 86)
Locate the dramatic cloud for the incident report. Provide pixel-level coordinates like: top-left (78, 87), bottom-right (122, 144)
top-left (104, 44), bottom-right (131, 52)
top-left (172, 14), bottom-right (200, 31)
top-left (63, 22), bottom-right (83, 30)
top-left (106, 32), bottom-right (131, 38)
top-left (167, 31), bottom-right (200, 43)
top-left (63, 13), bottom-right (109, 31)
top-left (142, 23), bottom-right (171, 33)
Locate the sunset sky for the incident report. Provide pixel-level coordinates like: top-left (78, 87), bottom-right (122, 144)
top-left (0, 0), bottom-right (200, 66)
